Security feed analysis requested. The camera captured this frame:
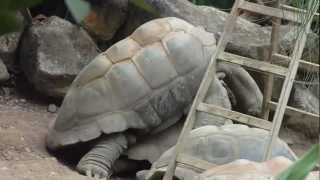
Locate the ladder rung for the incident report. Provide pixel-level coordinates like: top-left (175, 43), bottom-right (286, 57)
top-left (154, 153), bottom-right (215, 172)
top-left (197, 103), bottom-right (272, 130)
top-left (269, 101), bottom-right (319, 122)
top-left (176, 153), bottom-right (215, 172)
top-left (219, 52), bottom-right (288, 76)
top-left (272, 53), bottom-right (319, 73)
top-left (280, 4), bottom-right (320, 17)
top-left (239, 1), bottom-right (302, 23)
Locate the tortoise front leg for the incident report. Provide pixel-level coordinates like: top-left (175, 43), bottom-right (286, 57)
top-left (77, 133), bottom-right (129, 179)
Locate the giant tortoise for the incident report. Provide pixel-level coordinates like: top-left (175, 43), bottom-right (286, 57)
top-left (46, 17), bottom-right (262, 178)
top-left (137, 124), bottom-right (296, 180)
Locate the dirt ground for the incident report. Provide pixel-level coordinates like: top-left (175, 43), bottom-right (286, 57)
top-left (0, 87), bottom-right (316, 180)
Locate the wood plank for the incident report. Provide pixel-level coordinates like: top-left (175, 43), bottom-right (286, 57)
top-left (154, 154), bottom-right (215, 172)
top-left (239, 1), bottom-right (302, 23)
top-left (280, 4), bottom-right (320, 17)
top-left (197, 103), bottom-right (272, 130)
top-left (260, 0), bottom-right (280, 123)
top-left (264, 0), bottom-right (318, 160)
top-left (163, 1), bottom-right (244, 179)
top-left (219, 52), bottom-right (288, 76)
top-left (273, 53), bottom-right (319, 73)
top-left (176, 154), bottom-right (215, 172)
top-left (269, 101), bottom-right (319, 122)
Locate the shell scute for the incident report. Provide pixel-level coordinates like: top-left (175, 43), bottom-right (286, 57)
top-left (133, 43), bottom-right (178, 89)
top-left (106, 38), bottom-right (141, 63)
top-left (134, 102), bottom-right (162, 129)
top-left (167, 17), bottom-right (194, 32)
top-left (106, 61), bottom-right (152, 108)
top-left (162, 31), bottom-right (204, 75)
top-left (76, 78), bottom-right (117, 117)
top-left (73, 54), bottom-right (112, 87)
top-left (97, 111), bottom-right (147, 134)
top-left (131, 19), bottom-right (171, 46)
top-left (188, 27), bottom-right (216, 46)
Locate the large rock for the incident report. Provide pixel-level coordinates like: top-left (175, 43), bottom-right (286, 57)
top-left (280, 30), bottom-right (319, 64)
top-left (0, 58), bottom-right (9, 82)
top-left (145, 0), bottom-right (319, 61)
top-left (19, 16), bottom-right (99, 97)
top-left (286, 84), bottom-right (319, 138)
top-left (0, 32), bottom-right (21, 70)
top-left (0, 12), bottom-right (26, 70)
top-left (271, 76), bottom-right (319, 138)
top-left (145, 0), bottom-right (271, 60)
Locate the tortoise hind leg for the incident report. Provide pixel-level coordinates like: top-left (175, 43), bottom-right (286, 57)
top-left (76, 133), bottom-right (129, 179)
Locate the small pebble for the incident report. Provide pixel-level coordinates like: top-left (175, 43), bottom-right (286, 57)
top-left (48, 104), bottom-right (58, 113)
top-left (20, 98), bottom-right (26, 103)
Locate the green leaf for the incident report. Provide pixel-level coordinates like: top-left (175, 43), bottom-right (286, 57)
top-left (276, 144), bottom-right (319, 180)
top-left (130, 0), bottom-right (158, 15)
top-left (0, 11), bottom-right (21, 36)
top-left (65, 0), bottom-right (90, 24)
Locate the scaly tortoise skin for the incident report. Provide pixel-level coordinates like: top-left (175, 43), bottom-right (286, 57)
top-left (46, 17), bottom-right (261, 178)
top-left (137, 124), bottom-right (296, 180)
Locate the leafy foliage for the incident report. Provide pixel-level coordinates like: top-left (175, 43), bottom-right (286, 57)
top-left (130, 0), bottom-right (159, 15)
top-left (0, 0), bottom-right (42, 35)
top-left (276, 144), bottom-right (319, 180)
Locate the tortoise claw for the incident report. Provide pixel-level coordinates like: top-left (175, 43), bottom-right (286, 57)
top-left (82, 166), bottom-right (110, 179)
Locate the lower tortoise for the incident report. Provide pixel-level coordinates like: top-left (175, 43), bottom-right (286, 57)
top-left (137, 124), bottom-right (296, 180)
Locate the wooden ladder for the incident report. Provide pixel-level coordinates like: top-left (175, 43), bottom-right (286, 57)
top-left (163, 0), bottom-right (319, 179)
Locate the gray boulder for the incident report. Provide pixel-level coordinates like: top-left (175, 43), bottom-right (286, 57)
top-left (0, 32), bottom-right (21, 70)
top-left (0, 12), bottom-right (26, 70)
top-left (0, 58), bottom-right (9, 82)
top-left (19, 16), bottom-right (99, 97)
top-left (286, 84), bottom-right (319, 138)
top-left (145, 0), bottom-right (272, 60)
top-left (145, 0), bottom-right (319, 62)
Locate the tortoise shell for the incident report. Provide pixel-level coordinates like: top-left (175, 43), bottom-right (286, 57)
top-left (46, 17), bottom-right (216, 149)
top-left (139, 124), bottom-right (295, 180)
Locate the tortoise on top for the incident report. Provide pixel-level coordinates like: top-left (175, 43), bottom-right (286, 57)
top-left (46, 17), bottom-right (262, 179)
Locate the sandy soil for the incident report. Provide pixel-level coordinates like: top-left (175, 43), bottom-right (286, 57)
top-left (0, 87), bottom-right (98, 180)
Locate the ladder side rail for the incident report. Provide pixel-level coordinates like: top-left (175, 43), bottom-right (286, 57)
top-left (264, 1), bottom-right (318, 160)
top-left (162, 0), bottom-right (244, 179)
top-left (261, 0), bottom-right (281, 120)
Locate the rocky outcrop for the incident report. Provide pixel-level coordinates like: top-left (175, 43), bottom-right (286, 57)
top-left (0, 58), bottom-right (9, 82)
top-left (286, 84), bottom-right (319, 138)
top-left (0, 12), bottom-right (26, 71)
top-left (0, 32), bottom-right (21, 71)
top-left (145, 0), bottom-right (272, 60)
top-left (145, 0), bottom-right (319, 62)
top-left (19, 16), bottom-right (99, 97)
